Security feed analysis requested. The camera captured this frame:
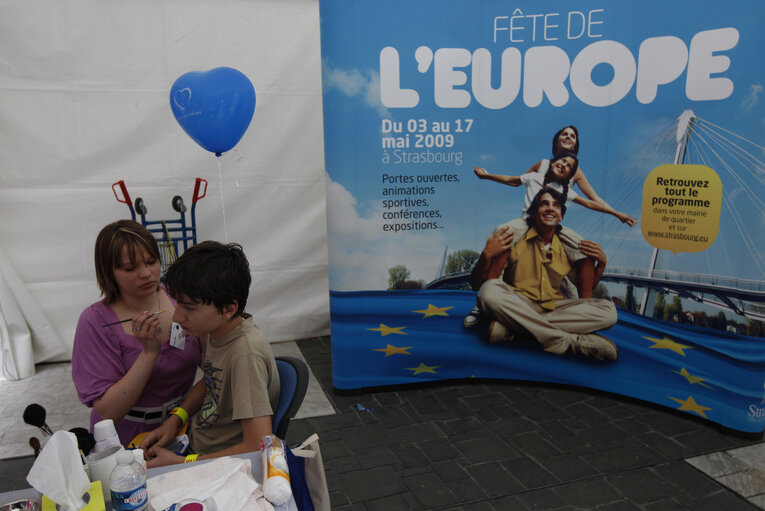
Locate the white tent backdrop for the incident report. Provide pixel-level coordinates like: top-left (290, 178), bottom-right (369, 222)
top-left (0, 0), bottom-right (329, 378)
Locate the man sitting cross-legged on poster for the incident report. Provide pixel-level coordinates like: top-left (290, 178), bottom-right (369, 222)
top-left (140, 241), bottom-right (281, 467)
top-left (471, 187), bottom-right (619, 361)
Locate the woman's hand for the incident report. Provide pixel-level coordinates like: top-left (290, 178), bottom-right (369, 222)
top-left (618, 212), bottom-right (637, 227)
top-left (579, 240), bottom-right (606, 266)
top-left (131, 311), bottom-right (163, 354)
top-left (474, 166), bottom-right (488, 179)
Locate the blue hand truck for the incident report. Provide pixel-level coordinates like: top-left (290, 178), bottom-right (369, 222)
top-left (111, 178), bottom-right (208, 273)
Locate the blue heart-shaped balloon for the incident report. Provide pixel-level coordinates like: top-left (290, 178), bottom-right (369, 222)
top-left (170, 67), bottom-right (256, 156)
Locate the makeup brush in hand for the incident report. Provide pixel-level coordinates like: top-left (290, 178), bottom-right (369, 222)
top-left (23, 403), bottom-right (53, 436)
top-left (29, 437), bottom-right (41, 458)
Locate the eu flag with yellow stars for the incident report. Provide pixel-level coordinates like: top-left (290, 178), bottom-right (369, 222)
top-left (330, 289), bottom-right (765, 434)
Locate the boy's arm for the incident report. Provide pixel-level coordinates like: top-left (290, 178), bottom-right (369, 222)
top-left (474, 166), bottom-right (522, 186)
top-left (470, 226), bottom-right (514, 291)
top-left (571, 196), bottom-right (637, 226)
top-left (140, 378), bottom-right (206, 451)
top-left (145, 415), bottom-right (272, 468)
top-left (578, 240), bottom-right (607, 287)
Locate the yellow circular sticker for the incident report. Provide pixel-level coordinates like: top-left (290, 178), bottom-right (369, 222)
top-left (641, 164), bottom-right (722, 254)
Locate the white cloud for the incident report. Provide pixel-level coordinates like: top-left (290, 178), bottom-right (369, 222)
top-left (322, 60), bottom-right (389, 117)
top-left (325, 176), bottom-right (447, 290)
top-left (741, 83), bottom-right (762, 112)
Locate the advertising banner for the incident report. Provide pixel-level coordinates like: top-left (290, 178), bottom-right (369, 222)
top-left (319, 0), bottom-right (765, 432)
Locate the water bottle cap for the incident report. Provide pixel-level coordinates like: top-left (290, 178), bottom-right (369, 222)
top-left (116, 450), bottom-right (135, 465)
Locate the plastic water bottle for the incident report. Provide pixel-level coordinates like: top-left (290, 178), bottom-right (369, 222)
top-left (109, 450), bottom-right (149, 511)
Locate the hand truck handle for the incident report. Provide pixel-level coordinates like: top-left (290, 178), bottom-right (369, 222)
top-left (192, 178), bottom-right (208, 203)
top-left (112, 180), bottom-right (133, 206)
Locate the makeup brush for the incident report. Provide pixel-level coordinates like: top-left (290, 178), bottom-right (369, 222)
top-left (102, 310), bottom-right (166, 328)
top-left (69, 427), bottom-right (96, 456)
top-left (23, 403), bottom-right (53, 436)
top-left (29, 437), bottom-right (41, 458)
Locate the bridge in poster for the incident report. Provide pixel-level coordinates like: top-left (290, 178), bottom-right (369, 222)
top-left (429, 110), bottom-right (765, 322)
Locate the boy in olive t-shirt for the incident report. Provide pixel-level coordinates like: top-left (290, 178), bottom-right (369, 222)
top-left (140, 241), bottom-right (280, 467)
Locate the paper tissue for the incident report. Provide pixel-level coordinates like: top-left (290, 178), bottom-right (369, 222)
top-left (26, 430), bottom-right (105, 511)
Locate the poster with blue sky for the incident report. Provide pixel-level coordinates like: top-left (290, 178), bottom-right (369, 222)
top-left (319, 0), bottom-right (765, 432)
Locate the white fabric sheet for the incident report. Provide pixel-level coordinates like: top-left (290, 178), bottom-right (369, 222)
top-left (0, 0), bottom-right (330, 373)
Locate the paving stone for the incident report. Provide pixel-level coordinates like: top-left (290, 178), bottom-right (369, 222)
top-left (642, 498), bottom-right (694, 511)
top-left (607, 467), bottom-right (678, 504)
top-left (362, 492), bottom-right (420, 511)
top-left (340, 465), bottom-right (407, 502)
top-left (319, 438), bottom-right (354, 461)
top-left (454, 436), bottom-right (520, 464)
top-left (716, 467), bottom-right (765, 498)
top-left (390, 422), bottom-right (446, 443)
top-left (673, 427), bottom-right (742, 453)
top-left (442, 417), bottom-right (495, 439)
top-left (688, 489), bottom-right (761, 510)
top-left (468, 461), bottom-right (524, 496)
top-left (515, 487), bottom-right (568, 510)
top-left (487, 495), bottom-right (531, 511)
top-left (597, 500), bottom-right (642, 511)
top-left (329, 490), bottom-right (349, 508)
top-left (391, 443), bottom-right (432, 471)
top-left (511, 431), bottom-right (563, 459)
top-left (581, 440), bottom-right (661, 473)
top-left (655, 461), bottom-right (722, 498)
top-left (635, 431), bottom-right (693, 460)
top-left (328, 454), bottom-right (362, 474)
top-left (486, 416), bottom-right (539, 437)
top-left (418, 438), bottom-right (462, 462)
top-left (403, 471), bottom-right (459, 508)
top-left (460, 502), bottom-right (499, 511)
top-left (355, 445), bottom-right (398, 469)
top-left (446, 476), bottom-right (489, 503)
top-left (553, 477), bottom-right (623, 508)
top-left (432, 460), bottom-right (469, 482)
top-left (501, 456), bottom-right (558, 490)
top-left (535, 453), bottom-right (600, 483)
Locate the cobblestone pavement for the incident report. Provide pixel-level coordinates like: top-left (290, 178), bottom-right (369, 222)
top-left (286, 338), bottom-right (764, 510)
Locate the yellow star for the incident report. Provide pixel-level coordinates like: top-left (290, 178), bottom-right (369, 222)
top-left (668, 395), bottom-right (712, 418)
top-left (372, 344), bottom-right (412, 357)
top-left (406, 362), bottom-right (440, 375)
top-left (643, 335), bottom-right (693, 356)
top-left (367, 324), bottom-right (407, 336)
top-left (412, 304), bottom-right (454, 318)
top-left (673, 367), bottom-right (713, 388)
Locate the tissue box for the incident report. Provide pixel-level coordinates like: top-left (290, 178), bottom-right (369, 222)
top-left (42, 480), bottom-right (106, 511)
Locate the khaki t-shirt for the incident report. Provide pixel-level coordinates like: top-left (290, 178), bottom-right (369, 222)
top-left (190, 315), bottom-right (280, 454)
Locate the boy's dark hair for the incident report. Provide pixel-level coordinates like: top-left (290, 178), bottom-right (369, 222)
top-left (164, 241), bottom-right (251, 316)
top-left (551, 125), bottom-right (580, 156)
top-left (525, 187), bottom-right (567, 233)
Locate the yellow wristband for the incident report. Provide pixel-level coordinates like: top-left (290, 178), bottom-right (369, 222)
top-left (184, 454), bottom-right (199, 463)
top-left (170, 407), bottom-right (189, 426)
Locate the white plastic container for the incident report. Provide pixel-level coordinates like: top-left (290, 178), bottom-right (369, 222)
top-left (109, 450), bottom-right (149, 511)
top-left (92, 418), bottom-right (121, 454)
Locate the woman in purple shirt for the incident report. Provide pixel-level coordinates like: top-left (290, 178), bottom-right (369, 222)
top-left (72, 220), bottom-right (201, 446)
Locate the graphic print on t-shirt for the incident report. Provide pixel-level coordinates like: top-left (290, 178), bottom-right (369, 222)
top-left (197, 359), bottom-right (223, 431)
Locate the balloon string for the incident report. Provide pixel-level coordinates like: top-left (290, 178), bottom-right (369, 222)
top-left (217, 159), bottom-right (229, 243)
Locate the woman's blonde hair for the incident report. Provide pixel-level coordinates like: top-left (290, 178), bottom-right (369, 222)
top-left (94, 220), bottom-right (160, 304)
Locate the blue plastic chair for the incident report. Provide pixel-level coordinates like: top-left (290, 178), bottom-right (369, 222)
top-left (273, 356), bottom-right (309, 439)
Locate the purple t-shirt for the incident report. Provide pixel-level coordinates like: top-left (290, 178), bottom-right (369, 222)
top-left (71, 288), bottom-right (201, 446)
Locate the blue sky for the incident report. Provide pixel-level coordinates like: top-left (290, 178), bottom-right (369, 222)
top-left (320, 0), bottom-right (764, 290)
